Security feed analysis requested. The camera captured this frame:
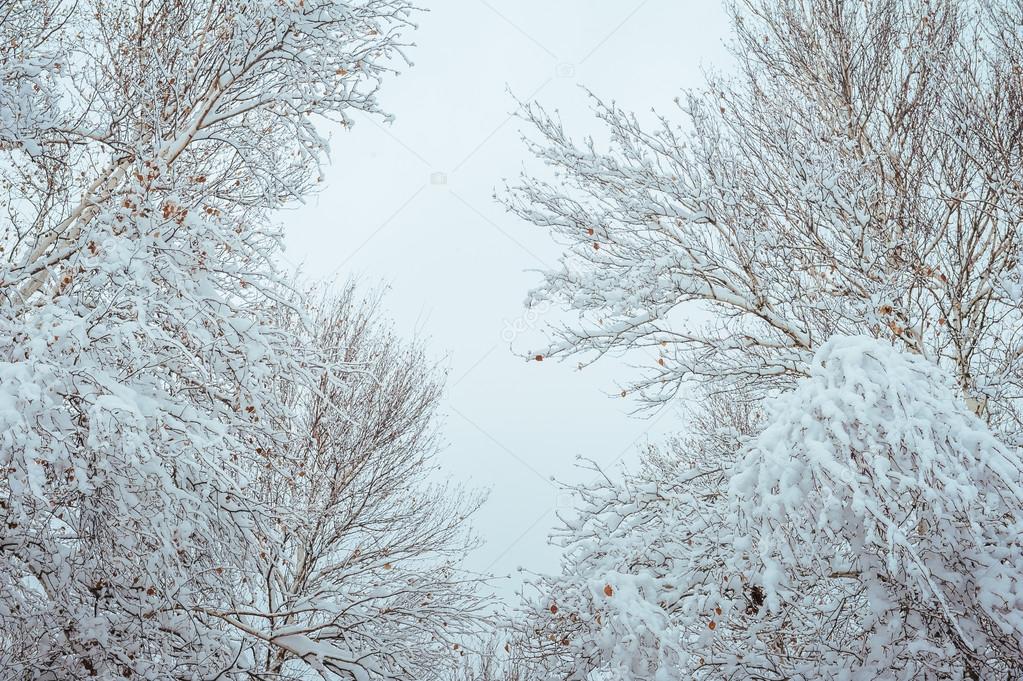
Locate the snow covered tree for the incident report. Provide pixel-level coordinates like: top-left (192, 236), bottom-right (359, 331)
top-left (0, 0), bottom-right (417, 677)
top-left (511, 338), bottom-right (1023, 679)
top-left (247, 285), bottom-right (490, 680)
top-left (0, 1), bottom-right (63, 153)
top-left (721, 335), bottom-right (1023, 679)
top-left (504, 0), bottom-right (1023, 435)
top-left (505, 1), bottom-right (1023, 678)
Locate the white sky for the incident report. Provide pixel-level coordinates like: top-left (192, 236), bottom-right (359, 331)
top-left (281, 0), bottom-right (731, 599)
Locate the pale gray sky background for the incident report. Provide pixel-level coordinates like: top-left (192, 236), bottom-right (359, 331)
top-left (281, 0), bottom-right (732, 599)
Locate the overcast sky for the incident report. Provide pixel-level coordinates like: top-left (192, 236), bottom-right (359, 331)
top-left (281, 0), bottom-right (732, 599)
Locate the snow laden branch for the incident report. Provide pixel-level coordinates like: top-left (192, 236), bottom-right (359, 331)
top-left (506, 392), bottom-right (762, 680)
top-left (504, 0), bottom-right (1023, 432)
top-left (4, 0), bottom-right (415, 302)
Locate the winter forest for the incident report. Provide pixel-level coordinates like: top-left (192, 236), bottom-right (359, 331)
top-left (4, 0), bottom-right (1023, 678)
